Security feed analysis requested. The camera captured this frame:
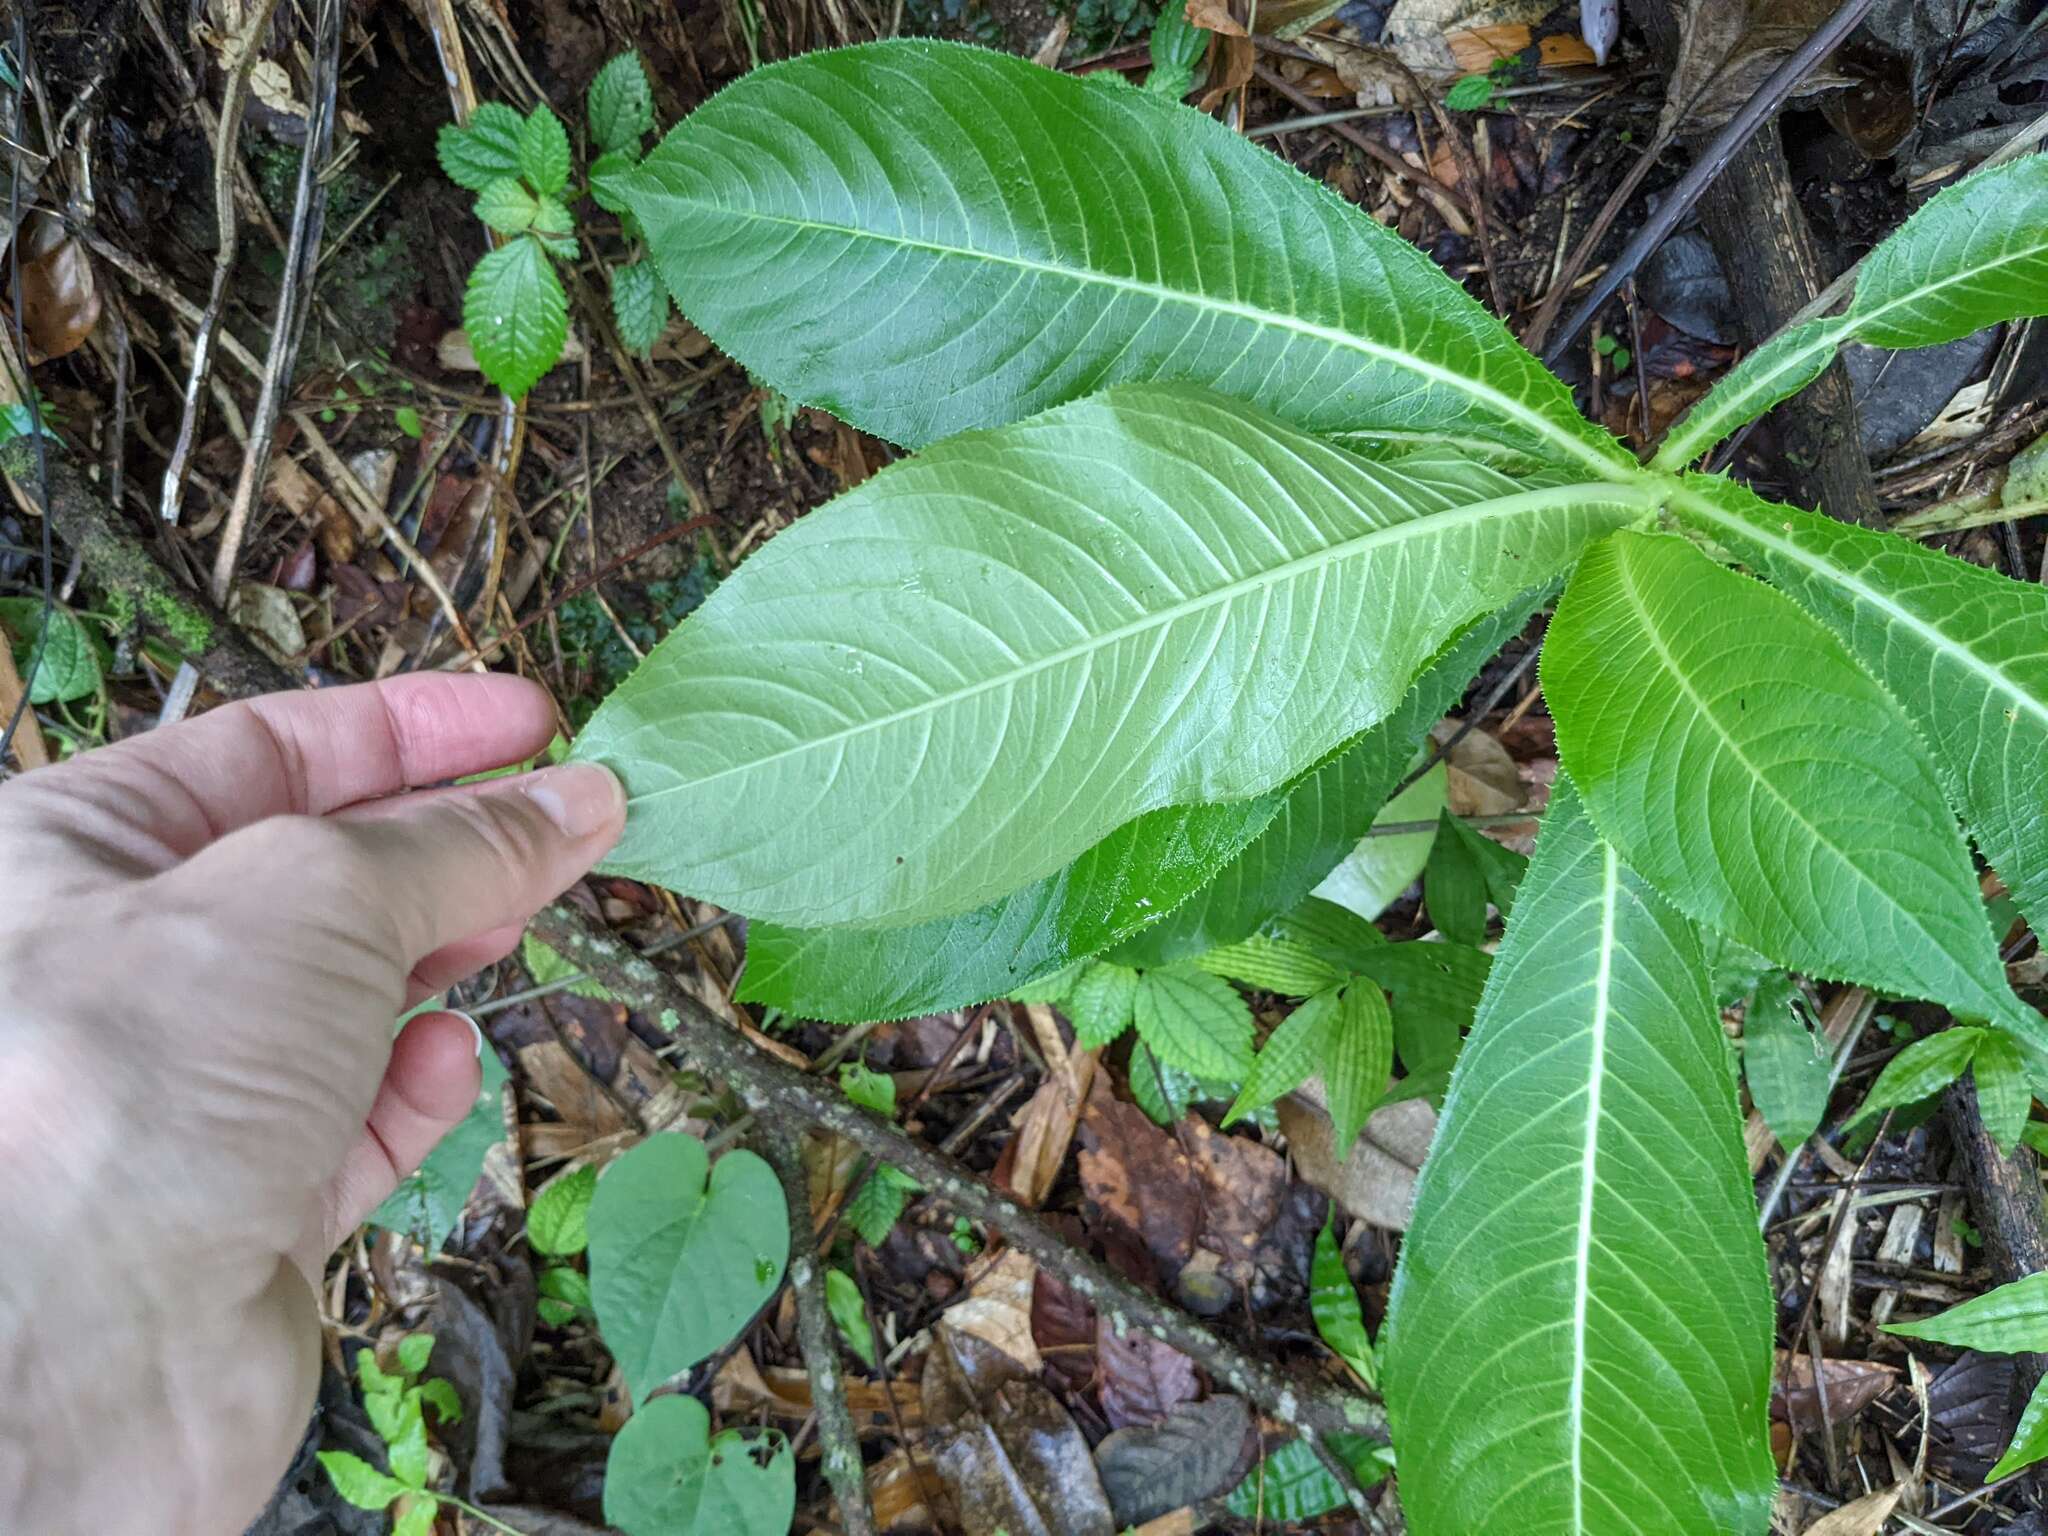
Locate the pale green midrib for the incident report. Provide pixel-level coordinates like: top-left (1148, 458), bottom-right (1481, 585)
top-left (1567, 843), bottom-right (1620, 1534)
top-left (1673, 484), bottom-right (2048, 738)
top-left (654, 194), bottom-right (1630, 478)
top-left (1612, 543), bottom-right (1991, 998)
top-left (623, 480), bottom-right (1660, 808)
top-left (1653, 234), bottom-right (2048, 470)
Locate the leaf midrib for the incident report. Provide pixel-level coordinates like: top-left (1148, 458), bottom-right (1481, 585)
top-left (1675, 483), bottom-right (2048, 737)
top-left (625, 479), bottom-right (1658, 808)
top-left (646, 190), bottom-right (1629, 477)
top-left (1654, 233), bottom-right (2048, 469)
top-left (1567, 842), bottom-right (1619, 1533)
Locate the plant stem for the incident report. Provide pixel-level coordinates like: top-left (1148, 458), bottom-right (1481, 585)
top-left (443, 1494), bottom-right (530, 1535)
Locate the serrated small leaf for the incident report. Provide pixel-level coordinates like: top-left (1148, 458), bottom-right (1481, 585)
top-left (590, 147), bottom-right (639, 212)
top-left (417, 1377), bottom-right (463, 1423)
top-left (611, 260), bottom-right (668, 354)
top-left (532, 194), bottom-right (575, 236)
top-left (395, 1333), bottom-right (434, 1379)
top-left (1743, 972), bottom-right (1832, 1150)
top-left (472, 177), bottom-right (537, 233)
top-left (1852, 1028), bottom-right (1983, 1128)
top-left (846, 1165), bottom-right (919, 1247)
top-left (1129, 1040), bottom-right (1199, 1126)
top-left (1196, 934), bottom-right (1344, 996)
top-left (588, 51), bottom-right (656, 154)
top-left (1991, 1375), bottom-right (2048, 1481)
top-left (463, 239), bottom-right (568, 398)
top-left (621, 40), bottom-right (1629, 469)
top-left (391, 1497), bottom-right (438, 1536)
top-left (826, 1269), bottom-right (876, 1367)
top-left (1445, 73), bottom-right (1495, 109)
top-left (318, 1451), bottom-right (406, 1511)
top-left (588, 1135), bottom-right (788, 1402)
top-left (574, 385), bottom-right (1652, 929)
top-left (1068, 962), bottom-right (1138, 1047)
top-left (519, 104), bottom-right (572, 196)
top-left (1973, 1030), bottom-right (2032, 1154)
top-left (1006, 962), bottom-right (1083, 1004)
top-left (1311, 1218), bottom-right (1376, 1387)
top-left (383, 1393), bottom-right (429, 1488)
top-left (529, 1165), bottom-right (598, 1257)
top-left (1133, 967), bottom-right (1253, 1080)
top-left (1887, 1272), bottom-right (2048, 1353)
top-left (1546, 530), bottom-right (2039, 1044)
top-left (436, 102), bottom-right (525, 190)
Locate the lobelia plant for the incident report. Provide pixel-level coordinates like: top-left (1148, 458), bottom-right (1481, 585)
top-left (436, 52), bottom-right (675, 396)
top-left (539, 37), bottom-right (2048, 1536)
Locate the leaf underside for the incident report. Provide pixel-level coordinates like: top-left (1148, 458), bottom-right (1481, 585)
top-left (1385, 781), bottom-right (1775, 1535)
top-left (575, 384), bottom-right (1650, 928)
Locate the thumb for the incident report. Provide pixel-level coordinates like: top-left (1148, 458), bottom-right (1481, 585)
top-left (332, 761), bottom-right (627, 962)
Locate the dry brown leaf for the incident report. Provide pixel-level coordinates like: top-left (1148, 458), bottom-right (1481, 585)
top-left (866, 1447), bottom-right (937, 1532)
top-left (229, 583), bottom-right (307, 665)
top-left (713, 1351), bottom-right (925, 1433)
top-left (1185, 0), bottom-right (1247, 35)
top-left (13, 211), bottom-right (100, 363)
top-left (1097, 1317), bottom-right (1199, 1428)
top-left (922, 1327), bottom-right (1117, 1536)
top-left (1772, 1350), bottom-right (1898, 1434)
top-left (1180, 1115), bottom-right (1286, 1290)
top-left (1381, 0), bottom-right (1550, 73)
top-left (1660, 0), bottom-right (1853, 138)
top-left (1007, 1004), bottom-right (1099, 1207)
top-left (513, 1040), bottom-right (634, 1139)
top-left (946, 1248), bottom-right (1043, 1372)
top-left (1802, 1483), bottom-right (1906, 1536)
top-left (1077, 1083), bottom-right (1201, 1277)
top-left (1432, 720), bottom-right (1525, 816)
top-left (1280, 1094), bottom-right (1434, 1231)
top-left (1032, 1265), bottom-right (1098, 1391)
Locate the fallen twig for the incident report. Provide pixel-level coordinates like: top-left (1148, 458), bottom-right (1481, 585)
top-left (526, 902), bottom-right (1392, 1461)
top-left (761, 1125), bottom-right (881, 1536)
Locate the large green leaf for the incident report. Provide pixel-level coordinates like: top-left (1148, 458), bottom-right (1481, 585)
top-left (575, 385), bottom-right (1654, 928)
top-left (604, 1395), bottom-right (795, 1536)
top-left (1675, 474), bottom-right (2048, 945)
top-left (1384, 782), bottom-right (1774, 1535)
top-left (1545, 530), bottom-right (2039, 1043)
top-left (1112, 596), bottom-right (1545, 966)
top-left (587, 1135), bottom-right (788, 1402)
top-left (621, 39), bottom-right (1629, 473)
top-left (1656, 156), bottom-right (2048, 468)
top-left (742, 596), bottom-right (1536, 1021)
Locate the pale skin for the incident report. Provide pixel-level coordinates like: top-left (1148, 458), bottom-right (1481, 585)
top-left (0, 673), bottom-right (626, 1536)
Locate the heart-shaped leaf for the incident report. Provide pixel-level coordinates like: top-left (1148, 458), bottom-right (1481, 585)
top-left (604, 1394), bottom-right (795, 1536)
top-left (588, 1135), bottom-right (787, 1402)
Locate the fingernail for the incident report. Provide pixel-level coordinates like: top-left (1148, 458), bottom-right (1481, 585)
top-left (522, 762), bottom-right (626, 838)
top-left (450, 1010), bottom-right (485, 1057)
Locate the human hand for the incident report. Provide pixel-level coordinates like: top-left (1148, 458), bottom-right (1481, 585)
top-left (0, 674), bottom-right (625, 1536)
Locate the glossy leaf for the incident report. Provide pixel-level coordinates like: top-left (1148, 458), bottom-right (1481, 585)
top-left (588, 51), bottom-right (656, 154)
top-left (1992, 1376), bottom-right (2048, 1481)
top-left (587, 1135), bottom-right (788, 1402)
top-left (1886, 1272), bottom-right (2048, 1353)
top-left (1675, 474), bottom-right (2048, 947)
top-left (1132, 967), bottom-right (1253, 1080)
top-left (1225, 1434), bottom-right (1393, 1521)
top-left (1850, 1027), bottom-right (1983, 1127)
top-left (1311, 1218), bottom-right (1377, 1388)
top-left (462, 239), bottom-right (568, 398)
top-left (1385, 783), bottom-right (1774, 1535)
top-left (1545, 530), bottom-right (2038, 1043)
top-left (436, 102), bottom-right (525, 190)
top-left (576, 386), bottom-right (1653, 928)
top-left (1658, 157), bottom-right (2048, 466)
top-left (622, 40), bottom-right (1629, 471)
top-left (1742, 972), bottom-right (1831, 1150)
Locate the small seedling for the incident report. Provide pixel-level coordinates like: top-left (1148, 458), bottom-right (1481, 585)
top-left (320, 1336), bottom-right (506, 1536)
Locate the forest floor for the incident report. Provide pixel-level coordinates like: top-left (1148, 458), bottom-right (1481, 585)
top-left (5, 0), bottom-right (2048, 1532)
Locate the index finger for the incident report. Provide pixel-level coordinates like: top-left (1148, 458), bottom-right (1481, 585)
top-left (61, 673), bottom-right (559, 860)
